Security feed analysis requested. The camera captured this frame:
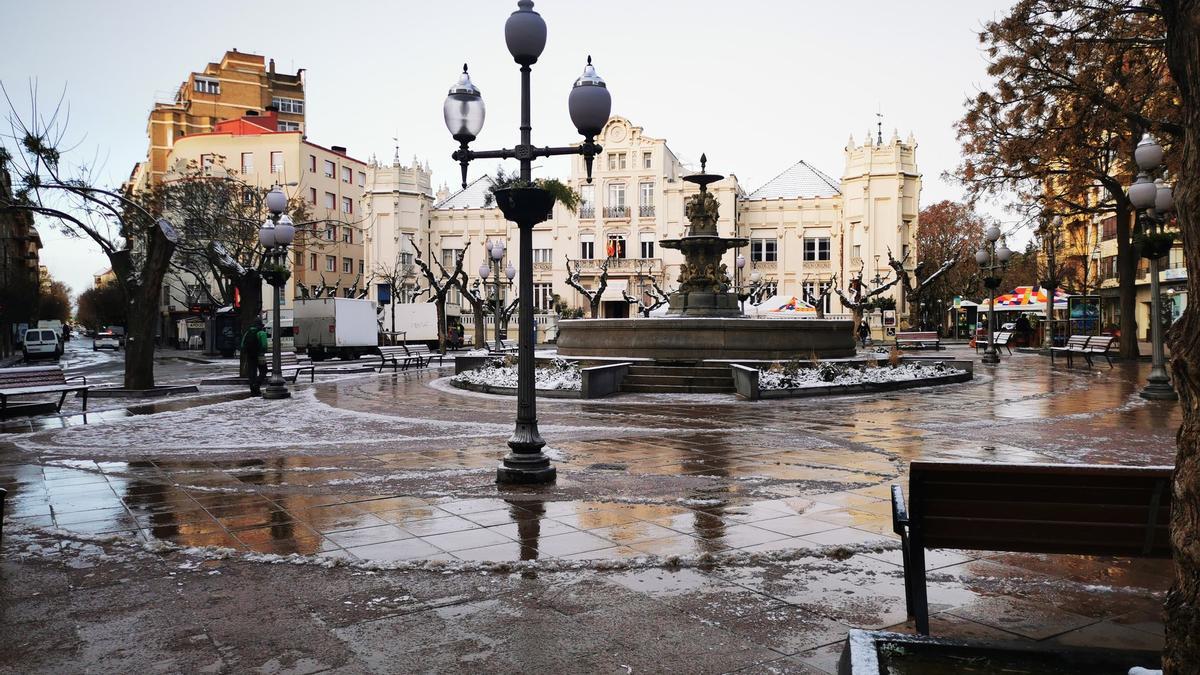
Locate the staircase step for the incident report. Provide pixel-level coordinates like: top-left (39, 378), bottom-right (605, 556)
top-left (626, 366), bottom-right (732, 376)
top-left (623, 375), bottom-right (732, 387)
top-left (619, 384), bottom-right (735, 394)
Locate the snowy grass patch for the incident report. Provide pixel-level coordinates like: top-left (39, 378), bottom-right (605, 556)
top-left (759, 361), bottom-right (965, 390)
top-left (452, 356), bottom-right (582, 391)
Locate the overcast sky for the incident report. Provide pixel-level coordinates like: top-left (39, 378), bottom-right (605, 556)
top-left (2, 0), bottom-right (1018, 299)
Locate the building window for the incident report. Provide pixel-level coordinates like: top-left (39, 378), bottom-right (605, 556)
top-left (605, 183), bottom-right (626, 217)
top-left (750, 237), bottom-right (777, 262)
top-left (242, 189), bottom-right (255, 205)
top-left (607, 153), bottom-right (617, 171)
top-left (619, 152), bottom-right (627, 169)
top-left (199, 154), bottom-right (215, 174)
top-left (342, 227), bottom-right (353, 244)
top-left (342, 257), bottom-right (353, 274)
top-left (271, 97), bottom-right (304, 114)
top-left (534, 283), bottom-right (554, 311)
top-left (270, 151), bottom-right (283, 174)
top-left (309, 155), bottom-right (317, 172)
top-left (852, 244), bottom-right (861, 260)
top-left (533, 248), bottom-right (553, 263)
top-left (643, 152), bottom-right (652, 169)
top-left (325, 255), bottom-right (336, 272)
top-left (309, 253), bottom-right (317, 271)
top-left (240, 152), bottom-right (253, 174)
top-left (342, 196), bottom-right (353, 214)
top-left (580, 234), bottom-right (595, 260)
top-left (579, 185), bottom-right (595, 218)
top-left (194, 77), bottom-right (220, 94)
top-left (341, 166), bottom-right (352, 183)
top-left (441, 248), bottom-right (461, 268)
top-left (309, 187), bottom-right (317, 204)
top-left (639, 182), bottom-right (654, 217)
top-left (324, 192), bottom-right (335, 209)
top-left (359, 259), bottom-right (364, 274)
top-left (323, 160), bottom-right (335, 178)
top-left (803, 280), bottom-right (833, 314)
top-left (606, 235), bottom-right (626, 259)
top-left (357, 171), bottom-right (366, 186)
top-left (803, 237), bottom-right (831, 261)
top-left (324, 224), bottom-right (336, 240)
top-left (277, 121), bottom-right (299, 132)
top-left (640, 238), bottom-right (655, 259)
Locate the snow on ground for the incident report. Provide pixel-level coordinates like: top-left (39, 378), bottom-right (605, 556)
top-left (758, 361), bottom-right (965, 389)
top-left (452, 357), bottom-right (582, 391)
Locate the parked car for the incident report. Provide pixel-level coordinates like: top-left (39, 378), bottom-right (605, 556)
top-left (22, 328), bottom-right (62, 361)
top-left (93, 332), bottom-right (121, 351)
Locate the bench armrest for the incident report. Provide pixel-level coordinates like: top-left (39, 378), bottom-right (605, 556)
top-left (891, 485), bottom-right (909, 536)
top-left (64, 374), bottom-right (88, 386)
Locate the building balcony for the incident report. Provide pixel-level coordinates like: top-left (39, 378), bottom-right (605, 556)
top-left (574, 257), bottom-right (662, 274)
top-left (639, 205), bottom-right (655, 218)
top-left (579, 205), bottom-right (595, 219)
top-left (603, 206), bottom-right (629, 219)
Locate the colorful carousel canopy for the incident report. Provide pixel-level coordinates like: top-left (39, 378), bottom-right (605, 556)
top-left (984, 286), bottom-right (1069, 312)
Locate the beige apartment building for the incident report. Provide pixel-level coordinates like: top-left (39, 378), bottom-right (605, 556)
top-left (160, 111), bottom-right (367, 342)
top-left (364, 116), bottom-right (920, 331)
top-left (129, 50), bottom-right (304, 188)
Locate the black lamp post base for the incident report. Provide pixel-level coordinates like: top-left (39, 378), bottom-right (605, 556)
top-left (1140, 377), bottom-right (1178, 401)
top-left (262, 386), bottom-right (291, 400)
top-left (981, 351), bottom-right (1001, 365)
top-left (497, 458), bottom-right (557, 484)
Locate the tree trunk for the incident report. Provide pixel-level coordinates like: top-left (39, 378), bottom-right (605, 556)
top-left (1116, 202), bottom-right (1141, 359)
top-left (472, 304), bottom-right (486, 348)
top-left (236, 272), bottom-right (263, 378)
top-left (122, 287), bottom-right (159, 389)
top-left (1161, 2), bottom-right (1200, 671)
top-left (434, 297), bottom-right (447, 354)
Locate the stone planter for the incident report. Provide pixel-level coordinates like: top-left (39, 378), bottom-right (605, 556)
top-left (493, 186), bottom-right (555, 226)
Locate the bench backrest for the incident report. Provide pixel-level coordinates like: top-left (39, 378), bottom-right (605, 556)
top-left (1086, 335), bottom-right (1116, 350)
top-left (908, 460), bottom-right (1172, 557)
top-left (406, 344), bottom-right (432, 355)
top-left (377, 345), bottom-right (408, 355)
top-left (993, 332), bottom-right (1011, 344)
top-left (0, 366), bottom-right (67, 388)
top-left (1065, 335), bottom-right (1091, 348)
top-left (897, 332), bottom-right (938, 340)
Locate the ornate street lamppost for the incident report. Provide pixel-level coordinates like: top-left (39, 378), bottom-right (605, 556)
top-left (1127, 133), bottom-right (1178, 400)
top-left (481, 239), bottom-right (516, 352)
top-left (444, 0), bottom-right (611, 484)
top-left (258, 186), bottom-right (295, 399)
top-left (975, 225), bottom-right (1012, 365)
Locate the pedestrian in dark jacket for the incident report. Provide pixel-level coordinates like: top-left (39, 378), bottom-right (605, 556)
top-left (242, 321), bottom-right (269, 395)
top-left (857, 319), bottom-right (871, 348)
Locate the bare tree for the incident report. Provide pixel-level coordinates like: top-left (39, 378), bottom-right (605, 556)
top-left (835, 262), bottom-right (901, 334)
top-left (623, 277), bottom-right (671, 317)
top-left (886, 249), bottom-right (958, 329)
top-left (413, 250), bottom-right (464, 354)
top-left (564, 256), bottom-right (611, 318)
top-left (801, 274), bottom-right (838, 319)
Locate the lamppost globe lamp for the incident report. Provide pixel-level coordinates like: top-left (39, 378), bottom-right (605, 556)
top-left (750, 270), bottom-right (762, 284)
top-left (569, 57), bottom-right (611, 138)
top-left (984, 225), bottom-right (1001, 243)
top-left (265, 187), bottom-right (287, 215)
top-left (1155, 178), bottom-right (1174, 214)
top-left (505, 0), bottom-right (547, 65)
top-left (1134, 132), bottom-right (1164, 172)
top-left (259, 219), bottom-right (277, 249)
top-left (275, 214), bottom-right (295, 247)
top-left (1129, 173), bottom-right (1158, 210)
top-left (736, 254), bottom-right (746, 270)
top-left (444, 66), bottom-right (485, 144)
top-left (997, 240), bottom-right (1012, 264)
top-left (491, 239), bottom-right (506, 261)
top-left (975, 249), bottom-right (989, 265)
top-left (479, 262), bottom-right (491, 279)
top-left (506, 261), bottom-right (516, 282)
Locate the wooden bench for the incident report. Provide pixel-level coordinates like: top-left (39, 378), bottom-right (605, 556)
top-left (0, 366), bottom-right (89, 414)
top-left (490, 339), bottom-right (519, 355)
top-left (277, 351), bottom-right (315, 383)
top-left (892, 460), bottom-right (1172, 635)
top-left (404, 344), bottom-right (444, 368)
top-left (974, 331), bottom-right (1012, 355)
top-left (376, 345), bottom-right (416, 372)
top-left (895, 331), bottom-right (941, 350)
top-left (1052, 334), bottom-right (1115, 367)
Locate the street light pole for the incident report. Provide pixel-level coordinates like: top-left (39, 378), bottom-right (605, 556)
top-left (259, 187), bottom-right (295, 400)
top-left (975, 226), bottom-right (1012, 365)
top-left (1127, 133), bottom-right (1177, 401)
top-left (444, 0), bottom-right (611, 484)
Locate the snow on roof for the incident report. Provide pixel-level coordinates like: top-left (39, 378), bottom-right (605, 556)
top-left (745, 160), bottom-right (840, 200)
top-left (433, 175), bottom-right (496, 210)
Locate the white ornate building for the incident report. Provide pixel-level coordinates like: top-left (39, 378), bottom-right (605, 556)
top-left (362, 116), bottom-right (921, 322)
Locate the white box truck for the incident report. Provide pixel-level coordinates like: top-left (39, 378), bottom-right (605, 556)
top-left (378, 302), bottom-right (456, 343)
top-left (293, 297), bottom-right (378, 360)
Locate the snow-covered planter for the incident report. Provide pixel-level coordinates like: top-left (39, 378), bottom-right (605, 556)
top-left (760, 361), bottom-right (964, 389)
top-left (451, 356), bottom-right (582, 395)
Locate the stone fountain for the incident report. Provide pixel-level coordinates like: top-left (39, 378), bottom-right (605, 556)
top-left (556, 154), bottom-right (853, 362)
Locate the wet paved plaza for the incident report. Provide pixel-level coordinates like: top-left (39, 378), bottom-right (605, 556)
top-left (0, 346), bottom-right (1179, 673)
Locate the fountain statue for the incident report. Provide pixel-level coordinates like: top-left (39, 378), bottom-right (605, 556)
top-left (556, 153), bottom-right (854, 362)
top-left (660, 155), bottom-right (748, 317)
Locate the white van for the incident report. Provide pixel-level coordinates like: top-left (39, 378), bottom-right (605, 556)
top-left (22, 328), bottom-right (62, 361)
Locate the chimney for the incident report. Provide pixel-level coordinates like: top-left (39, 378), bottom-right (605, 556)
top-left (269, 58), bottom-right (276, 75)
top-left (331, 145), bottom-right (347, 155)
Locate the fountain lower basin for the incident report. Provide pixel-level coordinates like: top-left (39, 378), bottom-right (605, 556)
top-left (555, 317), bottom-right (855, 361)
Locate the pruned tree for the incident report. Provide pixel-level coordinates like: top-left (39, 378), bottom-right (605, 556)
top-left (623, 277), bottom-right (671, 317)
top-left (1, 87), bottom-right (177, 389)
top-left (953, 0), bottom-right (1179, 359)
top-left (454, 274), bottom-right (489, 349)
top-left (835, 262), bottom-right (900, 334)
top-left (801, 274), bottom-right (838, 319)
top-left (1159, 1), bottom-right (1200, 669)
top-left (565, 255), bottom-right (610, 318)
top-left (886, 249), bottom-right (957, 329)
top-left (413, 250), bottom-right (464, 354)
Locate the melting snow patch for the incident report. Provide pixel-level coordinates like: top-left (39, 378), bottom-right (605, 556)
top-left (759, 362), bottom-right (965, 389)
top-left (452, 357), bottom-right (582, 391)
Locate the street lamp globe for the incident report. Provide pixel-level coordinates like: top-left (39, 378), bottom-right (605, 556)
top-left (1128, 172), bottom-right (1158, 210)
top-left (275, 214), bottom-right (295, 246)
top-left (265, 187), bottom-right (287, 215)
top-left (975, 249), bottom-right (989, 266)
top-left (997, 240), bottom-right (1013, 264)
top-left (750, 270), bottom-right (762, 284)
top-left (736, 254), bottom-right (746, 270)
top-left (506, 261), bottom-right (516, 282)
top-left (479, 262), bottom-right (491, 279)
top-left (569, 56), bottom-right (611, 139)
top-left (1155, 178), bottom-right (1174, 214)
top-left (491, 239), bottom-right (506, 261)
top-left (259, 218), bottom-right (277, 248)
top-left (444, 66), bottom-right (485, 143)
top-left (984, 225), bottom-right (1001, 243)
top-left (505, 0), bottom-right (547, 66)
top-left (1134, 133), bottom-right (1164, 172)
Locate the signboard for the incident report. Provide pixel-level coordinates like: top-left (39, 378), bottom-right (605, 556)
top-left (1068, 295), bottom-right (1101, 335)
top-left (882, 310), bottom-right (897, 327)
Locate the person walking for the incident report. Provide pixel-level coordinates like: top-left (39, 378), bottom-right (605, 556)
top-left (241, 320), bottom-right (269, 396)
top-left (857, 319), bottom-right (871, 348)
